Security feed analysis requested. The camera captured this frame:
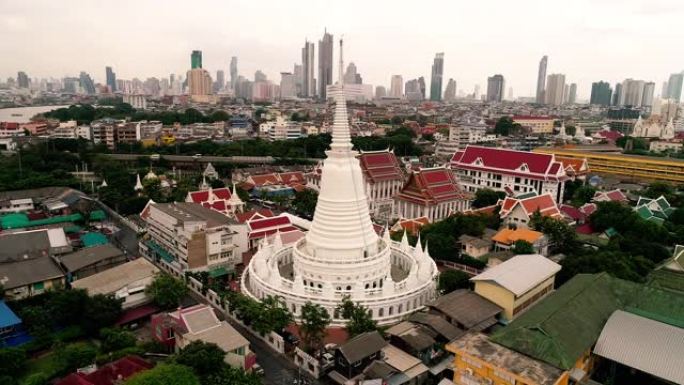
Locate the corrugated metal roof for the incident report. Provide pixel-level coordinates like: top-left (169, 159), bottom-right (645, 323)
top-left (593, 310), bottom-right (684, 385)
top-left (471, 254), bottom-right (560, 296)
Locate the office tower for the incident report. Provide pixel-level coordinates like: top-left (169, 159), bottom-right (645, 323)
top-left (430, 53), bottom-right (444, 101)
top-left (390, 75), bottom-right (403, 98)
top-left (590, 81), bottom-right (612, 106)
top-left (301, 40), bottom-right (315, 97)
top-left (230, 57), bottom-right (238, 90)
top-left (215, 70), bottom-right (225, 92)
top-left (642, 82), bottom-right (655, 107)
top-left (188, 68), bottom-right (213, 95)
top-left (280, 72), bottom-right (296, 99)
top-left (63, 77), bottom-right (79, 93)
top-left (612, 83), bottom-right (622, 106)
top-left (318, 29), bottom-right (333, 99)
top-left (405, 79), bottom-right (421, 101)
top-left (536, 55), bottom-right (548, 103)
top-left (568, 83), bottom-right (577, 104)
top-left (545, 73), bottom-right (566, 106)
top-left (620, 79), bottom-right (646, 107)
top-left (255, 70), bottom-right (267, 82)
top-left (444, 79), bottom-right (457, 101)
top-left (662, 81), bottom-right (669, 98)
top-left (293, 64), bottom-right (303, 96)
top-left (105, 66), bottom-right (116, 92)
top-left (375, 86), bottom-right (387, 99)
top-left (160, 78), bottom-right (169, 96)
top-left (418, 77), bottom-right (426, 99)
top-left (17, 71), bottom-right (30, 88)
top-left (79, 71), bottom-right (96, 94)
top-left (486, 74), bottom-right (505, 102)
top-left (667, 73), bottom-right (683, 102)
top-left (191, 50), bottom-right (202, 69)
top-left (344, 62), bottom-right (362, 85)
top-left (473, 85), bottom-right (480, 100)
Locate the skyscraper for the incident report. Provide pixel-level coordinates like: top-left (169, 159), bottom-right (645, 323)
top-left (612, 83), bottom-right (622, 106)
top-left (642, 82), bottom-right (655, 107)
top-left (405, 79), bottom-right (421, 101)
top-left (375, 86), bottom-right (387, 99)
top-left (486, 74), bottom-right (505, 102)
top-left (188, 68), bottom-right (212, 96)
top-left (620, 79), bottom-right (646, 107)
top-left (444, 78), bottom-right (457, 101)
top-left (254, 70), bottom-right (267, 82)
top-left (418, 77), bottom-right (426, 100)
top-left (536, 55), bottom-right (548, 104)
top-left (230, 57), bottom-right (238, 90)
top-left (17, 71), bottom-right (30, 88)
top-left (301, 40), bottom-right (315, 98)
top-left (430, 53), bottom-right (444, 101)
top-left (344, 63), bottom-right (362, 85)
top-left (318, 30), bottom-right (333, 99)
top-left (590, 81), bottom-right (612, 106)
top-left (215, 70), bottom-right (225, 92)
top-left (568, 83), bottom-right (577, 104)
top-left (191, 50), bottom-right (202, 69)
top-left (293, 64), bottom-right (303, 96)
top-left (280, 72), bottom-right (296, 100)
top-left (79, 71), bottom-right (96, 94)
top-left (105, 66), bottom-right (116, 92)
top-left (545, 73), bottom-right (566, 106)
top-left (667, 73), bottom-right (683, 102)
top-left (390, 75), bottom-right (403, 98)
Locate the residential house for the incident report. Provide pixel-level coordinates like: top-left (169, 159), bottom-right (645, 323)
top-left (491, 228), bottom-right (549, 256)
top-left (498, 193), bottom-right (562, 229)
top-left (380, 344), bottom-right (430, 385)
top-left (57, 244), bottom-right (127, 281)
top-left (0, 198), bottom-right (34, 214)
top-left (427, 290), bottom-right (502, 332)
top-left (386, 321), bottom-right (443, 370)
top-left (331, 331), bottom-right (388, 382)
top-left (471, 254), bottom-right (560, 322)
top-left (151, 305), bottom-right (256, 370)
top-left (357, 149), bottom-right (405, 221)
top-left (71, 258), bottom-right (160, 309)
top-left (395, 167), bottom-right (472, 222)
top-left (457, 231), bottom-right (494, 258)
top-left (140, 202), bottom-right (240, 275)
top-left (450, 145), bottom-right (569, 203)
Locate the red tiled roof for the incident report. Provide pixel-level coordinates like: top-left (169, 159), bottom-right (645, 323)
top-left (451, 145), bottom-right (562, 176)
top-left (202, 200), bottom-right (227, 212)
top-left (394, 217), bottom-right (430, 235)
top-left (235, 209), bottom-right (274, 223)
top-left (55, 356), bottom-right (153, 385)
top-left (188, 190), bottom-right (209, 203)
top-left (559, 204), bottom-right (584, 221)
top-left (395, 167), bottom-right (471, 206)
top-left (279, 171), bottom-right (306, 185)
top-left (116, 304), bottom-right (159, 326)
top-left (579, 203), bottom-right (597, 216)
top-left (249, 226), bottom-right (298, 239)
top-left (557, 157), bottom-right (589, 176)
top-left (357, 150), bottom-right (404, 184)
top-left (499, 193), bottom-right (562, 219)
top-left (248, 215), bottom-right (291, 231)
top-left (593, 189), bottom-right (627, 203)
top-left (596, 130), bottom-right (623, 141)
top-left (575, 223), bottom-right (595, 234)
top-left (464, 204), bottom-right (499, 216)
top-left (212, 188), bottom-right (231, 200)
top-left (249, 173), bottom-right (280, 186)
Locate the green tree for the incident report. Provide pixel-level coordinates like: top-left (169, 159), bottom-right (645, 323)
top-left (253, 296), bottom-right (293, 335)
top-left (438, 270), bottom-right (470, 294)
top-left (125, 364), bottom-right (200, 385)
top-left (175, 341), bottom-right (226, 379)
top-left (494, 117), bottom-right (522, 136)
top-left (338, 297), bottom-right (377, 337)
top-left (83, 294), bottom-right (123, 335)
top-left (299, 302), bottom-right (331, 352)
top-left (529, 216), bottom-right (579, 255)
top-left (0, 347), bottom-right (26, 377)
top-left (558, 250), bottom-right (654, 285)
top-left (511, 240), bottom-right (535, 254)
top-left (56, 344), bottom-right (97, 375)
top-left (100, 328), bottom-right (137, 353)
top-left (23, 372), bottom-right (49, 385)
top-left (203, 366), bottom-right (260, 385)
top-left (146, 274), bottom-right (188, 310)
top-left (472, 188), bottom-right (506, 208)
top-left (571, 186), bottom-right (596, 207)
top-left (292, 189), bottom-right (318, 217)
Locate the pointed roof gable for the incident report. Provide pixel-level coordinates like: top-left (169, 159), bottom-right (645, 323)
top-left (357, 149), bottom-right (404, 184)
top-left (396, 167), bottom-right (471, 206)
top-left (450, 146), bottom-right (567, 182)
top-left (499, 193), bottom-right (562, 220)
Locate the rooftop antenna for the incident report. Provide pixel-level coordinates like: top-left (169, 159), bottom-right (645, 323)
top-left (339, 36), bottom-right (344, 87)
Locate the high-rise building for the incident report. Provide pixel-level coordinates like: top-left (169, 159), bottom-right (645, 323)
top-left (301, 40), bottom-right (315, 98)
top-left (667, 73), bottom-right (683, 102)
top-left (444, 78), bottom-right (457, 101)
top-left (536, 55), bottom-right (548, 104)
top-left (17, 71), bottom-right (30, 88)
top-left (568, 83), bottom-right (577, 104)
top-left (545, 73), bottom-right (565, 106)
top-left (375, 86), bottom-right (387, 99)
top-left (230, 57), bottom-right (238, 90)
top-left (613, 83), bottom-right (622, 106)
top-left (430, 53), bottom-right (444, 101)
top-left (293, 64), bottom-right (303, 96)
top-left (344, 62), bottom-right (362, 85)
top-left (620, 79), bottom-right (646, 107)
top-left (486, 74), bottom-right (505, 102)
top-left (418, 77), bottom-right (426, 100)
top-left (191, 50), bottom-right (202, 69)
top-left (590, 81), bottom-right (612, 106)
top-left (473, 85), bottom-right (480, 100)
top-left (662, 81), bottom-right (669, 98)
top-left (405, 79), bottom-right (422, 101)
top-left (187, 68), bottom-right (213, 96)
top-left (79, 71), bottom-right (96, 94)
top-left (280, 72), bottom-right (296, 100)
top-left (642, 82), bottom-right (655, 108)
top-left (215, 70), bottom-right (225, 92)
top-left (254, 70), bottom-right (267, 82)
top-left (390, 75), bottom-right (403, 98)
top-left (105, 66), bottom-right (116, 92)
top-left (318, 30), bottom-right (334, 99)
top-left (507, 87), bottom-right (513, 101)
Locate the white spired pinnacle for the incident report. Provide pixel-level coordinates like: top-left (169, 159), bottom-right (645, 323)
top-left (304, 38), bottom-right (378, 258)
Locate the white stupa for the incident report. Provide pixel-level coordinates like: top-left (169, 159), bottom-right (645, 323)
top-left (134, 174), bottom-right (143, 191)
top-left (242, 39), bottom-right (437, 326)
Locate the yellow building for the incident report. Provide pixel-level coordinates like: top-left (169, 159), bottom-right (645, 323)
top-left (534, 147), bottom-right (684, 183)
top-left (471, 254), bottom-right (560, 321)
top-left (512, 116), bottom-right (555, 134)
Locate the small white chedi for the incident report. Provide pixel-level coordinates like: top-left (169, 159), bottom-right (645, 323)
top-left (241, 39), bottom-right (437, 326)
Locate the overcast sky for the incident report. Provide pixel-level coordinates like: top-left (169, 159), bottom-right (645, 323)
top-left (2, 0), bottom-right (683, 99)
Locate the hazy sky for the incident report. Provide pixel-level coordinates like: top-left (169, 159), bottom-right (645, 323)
top-left (2, 0), bottom-right (683, 99)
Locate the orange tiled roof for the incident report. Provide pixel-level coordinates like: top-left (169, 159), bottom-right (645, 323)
top-left (491, 228), bottom-right (543, 245)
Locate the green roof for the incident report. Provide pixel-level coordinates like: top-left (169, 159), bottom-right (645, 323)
top-left (0, 213), bottom-right (30, 229)
top-left (0, 212), bottom-right (85, 229)
top-left (64, 225), bottom-right (83, 234)
top-left (89, 210), bottom-right (106, 221)
top-left (208, 266), bottom-right (231, 278)
top-left (603, 227), bottom-right (619, 237)
top-left (490, 273), bottom-right (684, 370)
top-left (81, 232), bottom-right (108, 247)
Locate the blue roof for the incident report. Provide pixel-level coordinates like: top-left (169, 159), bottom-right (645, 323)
top-left (0, 300), bottom-right (21, 329)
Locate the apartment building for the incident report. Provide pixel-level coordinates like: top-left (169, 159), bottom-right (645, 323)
top-left (512, 115), bottom-right (555, 134)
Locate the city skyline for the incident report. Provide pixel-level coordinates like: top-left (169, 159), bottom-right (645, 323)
top-left (2, 0), bottom-right (683, 99)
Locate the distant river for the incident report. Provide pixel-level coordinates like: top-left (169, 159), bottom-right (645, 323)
top-left (0, 105), bottom-right (70, 123)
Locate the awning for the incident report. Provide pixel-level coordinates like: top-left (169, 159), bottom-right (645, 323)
top-left (116, 303), bottom-right (159, 325)
top-left (208, 267), bottom-right (231, 278)
top-left (145, 240), bottom-right (174, 263)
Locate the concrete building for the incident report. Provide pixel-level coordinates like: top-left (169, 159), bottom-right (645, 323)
top-left (590, 81), bottom-right (612, 106)
top-left (444, 78), bottom-right (457, 101)
top-left (512, 115), bottom-right (555, 134)
top-left (279, 72), bottom-right (296, 100)
top-left (568, 83), bottom-right (577, 104)
top-left (357, 149), bottom-right (405, 222)
top-left (230, 56), bottom-right (238, 90)
top-left (486, 74), bottom-right (505, 102)
top-left (430, 53), bottom-right (444, 101)
top-left (642, 81), bottom-right (655, 108)
top-left (267, 116), bottom-right (304, 140)
top-left (666, 72), bottom-right (683, 102)
top-left (394, 167), bottom-right (472, 221)
top-left (105, 66), bottom-right (116, 92)
top-left (389, 75), bottom-right (403, 98)
top-left (242, 43), bottom-right (437, 326)
top-left (301, 40), bottom-right (315, 98)
top-left (545, 73), bottom-right (565, 106)
top-left (318, 30), bottom-right (334, 99)
top-left (536, 55), bottom-right (547, 104)
top-left (187, 68), bottom-right (213, 97)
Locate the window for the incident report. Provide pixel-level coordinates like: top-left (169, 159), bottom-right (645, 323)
top-left (33, 282), bottom-right (45, 291)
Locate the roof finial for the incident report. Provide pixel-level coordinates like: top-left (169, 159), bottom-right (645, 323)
top-left (338, 36), bottom-right (344, 87)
